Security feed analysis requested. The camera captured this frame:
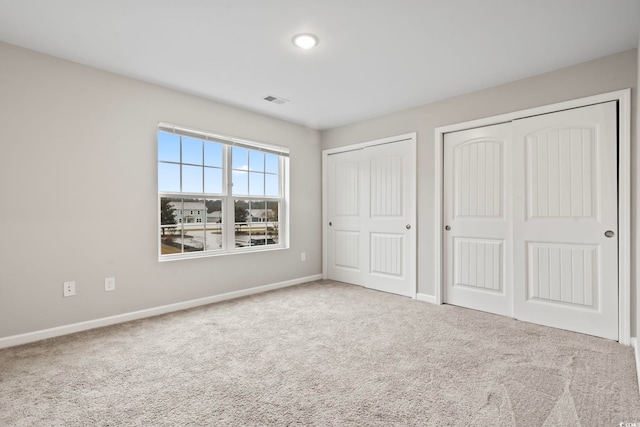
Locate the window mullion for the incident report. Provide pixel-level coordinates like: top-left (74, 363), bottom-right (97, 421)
top-left (225, 145), bottom-right (234, 251)
top-left (201, 141), bottom-right (206, 251)
top-left (179, 136), bottom-right (183, 192)
top-left (201, 139), bottom-right (205, 197)
top-left (179, 198), bottom-right (184, 253)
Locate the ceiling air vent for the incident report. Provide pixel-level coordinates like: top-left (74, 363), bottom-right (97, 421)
top-left (263, 94), bottom-right (290, 105)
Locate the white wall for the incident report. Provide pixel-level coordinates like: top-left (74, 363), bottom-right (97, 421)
top-left (637, 33), bottom-right (640, 340)
top-left (0, 42), bottom-right (322, 339)
top-left (322, 49), bottom-right (638, 335)
top-left (1, 41), bottom-right (636, 341)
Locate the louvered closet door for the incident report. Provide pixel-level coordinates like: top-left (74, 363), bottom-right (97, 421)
top-left (443, 123), bottom-right (513, 316)
top-left (512, 102), bottom-right (618, 340)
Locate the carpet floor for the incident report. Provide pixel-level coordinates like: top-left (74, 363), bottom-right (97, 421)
top-left (1, 280), bottom-right (639, 426)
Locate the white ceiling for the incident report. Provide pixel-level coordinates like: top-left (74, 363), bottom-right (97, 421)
top-left (0, 1), bottom-right (638, 130)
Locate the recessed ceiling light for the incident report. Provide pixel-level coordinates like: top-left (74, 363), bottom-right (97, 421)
top-left (292, 33), bottom-right (318, 50)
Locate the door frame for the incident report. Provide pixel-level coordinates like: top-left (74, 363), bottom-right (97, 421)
top-left (322, 132), bottom-right (418, 297)
top-left (433, 89), bottom-right (632, 344)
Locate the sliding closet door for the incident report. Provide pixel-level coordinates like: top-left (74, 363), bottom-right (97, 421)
top-left (326, 137), bottom-right (416, 297)
top-left (512, 102), bottom-right (618, 340)
top-left (326, 149), bottom-right (365, 285)
top-left (443, 123), bottom-right (513, 316)
top-left (362, 139), bottom-right (416, 297)
top-left (443, 102), bottom-right (619, 340)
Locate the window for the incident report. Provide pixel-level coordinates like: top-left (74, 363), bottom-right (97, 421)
top-left (157, 123), bottom-right (288, 260)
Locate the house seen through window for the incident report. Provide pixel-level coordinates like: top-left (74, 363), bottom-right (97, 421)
top-left (157, 124), bottom-right (288, 259)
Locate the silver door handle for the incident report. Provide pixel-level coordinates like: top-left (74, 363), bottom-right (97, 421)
top-left (605, 230), bottom-right (615, 238)
top-left (329, 222), bottom-right (332, 227)
top-left (406, 224), bottom-right (411, 229)
top-left (445, 225), bottom-right (451, 231)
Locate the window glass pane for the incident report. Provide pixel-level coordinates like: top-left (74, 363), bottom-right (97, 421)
top-left (161, 197), bottom-right (180, 226)
top-left (265, 174), bottom-right (279, 197)
top-left (232, 147), bottom-right (248, 170)
top-left (182, 136), bottom-right (202, 165)
top-left (158, 163), bottom-right (180, 192)
top-left (249, 150), bottom-right (265, 172)
top-left (247, 200), bottom-right (266, 247)
top-left (249, 200), bottom-right (274, 246)
top-left (182, 165), bottom-right (203, 193)
top-left (249, 200), bottom-right (267, 223)
top-left (266, 223), bottom-right (279, 245)
top-left (266, 201), bottom-right (279, 222)
top-left (204, 142), bottom-right (222, 167)
top-left (160, 229), bottom-right (183, 255)
top-left (249, 172), bottom-right (264, 196)
top-left (232, 170), bottom-right (249, 195)
top-left (205, 199), bottom-right (223, 251)
top-left (182, 198), bottom-right (205, 252)
top-left (263, 201), bottom-right (279, 246)
top-left (265, 153), bottom-right (279, 174)
top-left (204, 167), bottom-right (223, 194)
top-left (158, 132), bottom-right (180, 162)
top-left (205, 199), bottom-right (223, 223)
top-left (160, 197), bottom-right (182, 255)
top-left (234, 199), bottom-right (250, 247)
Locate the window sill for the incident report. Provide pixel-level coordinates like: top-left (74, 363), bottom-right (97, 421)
top-left (158, 244), bottom-right (288, 262)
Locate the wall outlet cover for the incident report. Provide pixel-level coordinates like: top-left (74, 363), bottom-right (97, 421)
top-left (63, 281), bottom-right (76, 297)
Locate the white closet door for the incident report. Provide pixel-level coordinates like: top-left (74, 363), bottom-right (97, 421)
top-left (363, 140), bottom-right (416, 297)
top-left (326, 137), bottom-right (416, 298)
top-left (512, 102), bottom-right (618, 340)
top-left (443, 123), bottom-right (513, 316)
top-left (326, 149), bottom-right (365, 285)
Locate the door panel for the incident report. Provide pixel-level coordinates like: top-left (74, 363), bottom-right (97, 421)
top-left (326, 150), bottom-right (364, 284)
top-left (370, 233), bottom-right (403, 277)
top-left (443, 123), bottom-right (513, 316)
top-left (526, 242), bottom-right (597, 308)
top-left (455, 140), bottom-right (503, 217)
top-left (370, 154), bottom-right (403, 216)
top-left (333, 231), bottom-right (360, 269)
top-left (334, 160), bottom-right (360, 216)
top-left (513, 101), bottom-right (618, 340)
top-left (454, 237), bottom-right (503, 291)
top-left (526, 127), bottom-right (596, 219)
top-left (364, 141), bottom-right (415, 297)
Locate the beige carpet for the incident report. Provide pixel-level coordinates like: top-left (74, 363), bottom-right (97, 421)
top-left (1, 280), bottom-right (639, 426)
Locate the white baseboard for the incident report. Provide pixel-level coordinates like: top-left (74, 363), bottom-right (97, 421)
top-left (632, 337), bottom-right (640, 393)
top-left (0, 274), bottom-right (323, 350)
top-left (416, 293), bottom-right (438, 304)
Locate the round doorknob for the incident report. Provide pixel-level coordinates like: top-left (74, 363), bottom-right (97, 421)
top-left (329, 222), bottom-right (332, 227)
top-left (604, 230), bottom-right (615, 238)
top-left (445, 225), bottom-right (451, 231)
top-left (406, 224), bottom-right (411, 230)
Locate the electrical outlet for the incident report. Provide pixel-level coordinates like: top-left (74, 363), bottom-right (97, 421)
top-left (301, 252), bottom-right (306, 261)
top-left (63, 281), bottom-right (76, 297)
top-left (104, 277), bottom-right (116, 292)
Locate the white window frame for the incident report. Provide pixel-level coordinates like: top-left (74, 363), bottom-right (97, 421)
top-left (157, 123), bottom-right (289, 261)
